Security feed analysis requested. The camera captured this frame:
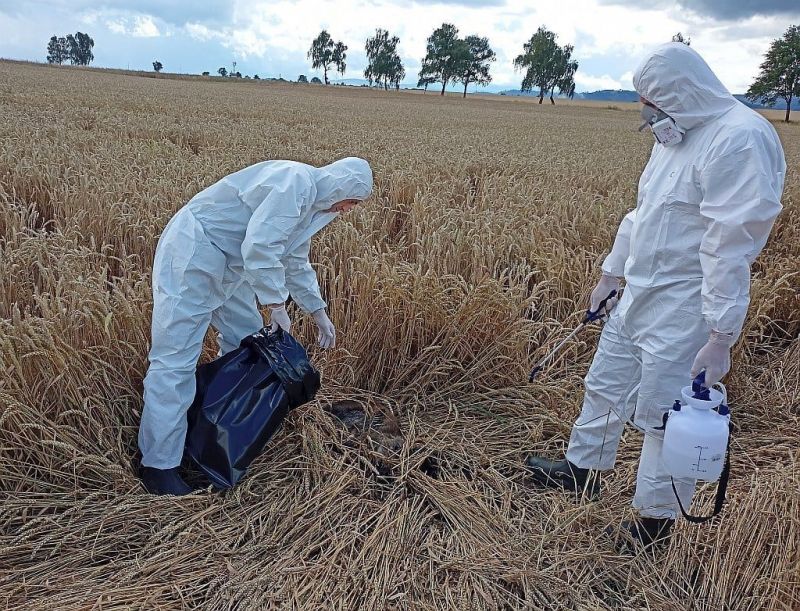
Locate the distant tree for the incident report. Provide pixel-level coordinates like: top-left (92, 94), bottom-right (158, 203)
top-left (46, 36), bottom-right (68, 64)
top-left (308, 30), bottom-right (347, 84)
top-left (233, 71), bottom-right (242, 78)
top-left (554, 44), bottom-right (578, 102)
top-left (218, 67), bottom-right (228, 77)
top-left (672, 32), bottom-right (691, 45)
top-left (66, 31), bottom-right (94, 66)
top-left (457, 35), bottom-right (495, 98)
top-left (417, 69), bottom-right (437, 92)
top-left (365, 29), bottom-right (404, 90)
top-left (333, 41), bottom-right (347, 77)
top-left (514, 27), bottom-right (578, 104)
top-left (310, 76), bottom-right (322, 84)
top-left (253, 74), bottom-right (260, 80)
top-left (419, 23), bottom-right (471, 95)
top-left (298, 74), bottom-right (308, 83)
top-left (153, 61), bottom-right (163, 72)
top-left (391, 58), bottom-right (405, 90)
top-left (202, 71), bottom-right (210, 76)
top-left (747, 24), bottom-right (800, 122)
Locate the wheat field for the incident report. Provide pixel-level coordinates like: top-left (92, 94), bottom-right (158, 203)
top-left (1, 60), bottom-right (798, 610)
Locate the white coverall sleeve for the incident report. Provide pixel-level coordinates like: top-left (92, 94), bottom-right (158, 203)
top-left (241, 174), bottom-right (313, 306)
top-left (698, 134), bottom-right (784, 338)
top-left (601, 209), bottom-right (637, 278)
top-left (283, 237), bottom-right (326, 314)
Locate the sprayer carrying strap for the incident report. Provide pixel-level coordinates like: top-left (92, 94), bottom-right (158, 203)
top-left (671, 431), bottom-right (731, 524)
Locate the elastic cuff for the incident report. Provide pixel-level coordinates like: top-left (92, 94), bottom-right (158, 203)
top-left (636, 508), bottom-right (677, 520)
top-left (709, 330), bottom-right (736, 347)
top-left (293, 295), bottom-right (327, 314)
top-left (601, 261), bottom-right (624, 278)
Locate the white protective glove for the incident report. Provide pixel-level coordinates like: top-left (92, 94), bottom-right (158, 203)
top-left (313, 309), bottom-right (336, 349)
top-left (589, 274), bottom-right (621, 317)
top-left (269, 304), bottom-right (292, 334)
top-left (690, 330), bottom-right (734, 386)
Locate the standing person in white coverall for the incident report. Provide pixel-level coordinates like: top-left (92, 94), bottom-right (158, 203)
top-left (526, 43), bottom-right (785, 549)
top-left (138, 157), bottom-right (373, 495)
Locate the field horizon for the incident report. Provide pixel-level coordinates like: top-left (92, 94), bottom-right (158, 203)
top-left (3, 57), bottom-right (798, 121)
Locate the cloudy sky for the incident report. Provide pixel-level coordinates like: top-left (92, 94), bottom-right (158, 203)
top-left (0, 0), bottom-right (797, 93)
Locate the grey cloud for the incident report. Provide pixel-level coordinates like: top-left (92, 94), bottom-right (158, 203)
top-left (0, 1), bottom-right (231, 25)
top-left (600, 0), bottom-right (800, 20)
top-left (713, 20), bottom-right (793, 40)
top-left (410, 0), bottom-right (506, 6)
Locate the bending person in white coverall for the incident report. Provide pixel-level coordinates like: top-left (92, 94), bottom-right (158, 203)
top-left (138, 157), bottom-right (373, 495)
top-left (526, 43), bottom-right (785, 549)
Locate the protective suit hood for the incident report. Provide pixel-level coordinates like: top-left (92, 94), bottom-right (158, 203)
top-left (633, 43), bottom-right (738, 132)
top-left (312, 157), bottom-right (373, 210)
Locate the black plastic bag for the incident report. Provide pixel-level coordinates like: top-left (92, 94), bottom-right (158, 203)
top-left (185, 327), bottom-right (320, 488)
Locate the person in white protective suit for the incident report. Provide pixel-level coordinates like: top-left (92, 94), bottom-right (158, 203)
top-left (138, 157), bottom-right (373, 495)
top-left (526, 43), bottom-right (785, 549)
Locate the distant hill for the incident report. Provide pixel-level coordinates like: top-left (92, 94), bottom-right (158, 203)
top-left (498, 87), bottom-right (800, 110)
top-left (577, 90), bottom-right (640, 102)
top-left (732, 94), bottom-right (799, 110)
top-left (497, 88), bottom-right (640, 102)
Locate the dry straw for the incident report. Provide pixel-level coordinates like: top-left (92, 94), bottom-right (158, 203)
top-left (1, 61), bottom-right (798, 610)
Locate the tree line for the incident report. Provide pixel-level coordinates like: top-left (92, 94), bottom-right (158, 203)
top-left (43, 23), bottom-right (799, 119)
top-left (46, 32), bottom-right (94, 66)
top-left (307, 23), bottom-right (575, 101)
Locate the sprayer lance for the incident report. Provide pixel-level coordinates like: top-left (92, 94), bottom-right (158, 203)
top-left (528, 290), bottom-right (618, 382)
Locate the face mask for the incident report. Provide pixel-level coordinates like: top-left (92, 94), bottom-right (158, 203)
top-left (639, 104), bottom-right (684, 147)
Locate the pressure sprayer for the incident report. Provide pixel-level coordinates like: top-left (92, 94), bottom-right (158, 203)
top-left (662, 370), bottom-right (731, 523)
top-left (528, 298), bottom-right (733, 522)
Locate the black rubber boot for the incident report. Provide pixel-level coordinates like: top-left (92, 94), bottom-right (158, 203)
top-left (525, 456), bottom-right (601, 499)
top-left (608, 517), bottom-right (674, 553)
top-left (140, 466), bottom-right (193, 496)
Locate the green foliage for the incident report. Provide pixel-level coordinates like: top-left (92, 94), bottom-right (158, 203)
top-left (46, 36), bottom-right (68, 65)
top-left (557, 46), bottom-right (578, 101)
top-left (217, 67), bottom-right (228, 77)
top-left (333, 41), bottom-right (348, 77)
top-left (66, 32), bottom-right (94, 66)
top-left (672, 32), bottom-right (691, 45)
top-left (365, 29), bottom-right (405, 90)
top-left (48, 32), bottom-right (93, 66)
top-left (514, 27), bottom-right (578, 104)
top-left (418, 23), bottom-right (471, 95)
top-left (747, 24), bottom-right (800, 122)
top-left (298, 74), bottom-right (308, 83)
top-left (308, 30), bottom-right (347, 84)
top-left (152, 61), bottom-right (163, 73)
top-left (457, 35), bottom-right (496, 98)
top-left (417, 69), bottom-right (437, 92)
top-left (310, 76), bottom-right (322, 84)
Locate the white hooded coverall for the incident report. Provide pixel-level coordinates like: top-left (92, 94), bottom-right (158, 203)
top-left (566, 44), bottom-right (785, 518)
top-left (139, 157), bottom-right (373, 469)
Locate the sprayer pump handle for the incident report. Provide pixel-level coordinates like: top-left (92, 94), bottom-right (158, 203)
top-left (692, 371), bottom-right (707, 391)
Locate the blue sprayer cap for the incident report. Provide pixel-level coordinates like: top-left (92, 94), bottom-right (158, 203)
top-left (718, 403), bottom-right (730, 417)
top-left (672, 400), bottom-right (682, 411)
top-left (692, 371), bottom-right (711, 401)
